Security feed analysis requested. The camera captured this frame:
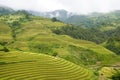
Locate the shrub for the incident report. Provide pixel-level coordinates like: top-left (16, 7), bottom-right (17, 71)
top-left (3, 47), bottom-right (9, 52)
top-left (0, 62), bottom-right (7, 65)
top-left (29, 43), bottom-right (53, 54)
top-left (52, 52), bottom-right (58, 57)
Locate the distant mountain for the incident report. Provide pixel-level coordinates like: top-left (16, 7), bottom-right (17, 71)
top-left (28, 10), bottom-right (120, 28)
top-left (0, 5), bottom-right (14, 15)
top-left (64, 11), bottom-right (120, 28)
top-left (0, 5), bottom-right (120, 29)
top-left (28, 9), bottom-right (74, 21)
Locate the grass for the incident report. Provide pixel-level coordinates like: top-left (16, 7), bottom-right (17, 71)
top-left (0, 51), bottom-right (96, 80)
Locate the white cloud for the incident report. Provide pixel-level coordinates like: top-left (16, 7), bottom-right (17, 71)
top-left (0, 0), bottom-right (65, 11)
top-left (0, 0), bottom-right (120, 14)
top-left (58, 0), bottom-right (120, 14)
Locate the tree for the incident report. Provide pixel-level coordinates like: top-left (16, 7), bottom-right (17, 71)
top-left (52, 52), bottom-right (58, 57)
top-left (51, 17), bottom-right (59, 22)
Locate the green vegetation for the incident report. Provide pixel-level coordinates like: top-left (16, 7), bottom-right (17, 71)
top-left (52, 25), bottom-right (120, 55)
top-left (0, 10), bottom-right (120, 79)
top-left (51, 17), bottom-right (60, 22)
top-left (0, 52), bottom-right (96, 80)
top-left (110, 69), bottom-right (120, 80)
top-left (64, 11), bottom-right (120, 29)
top-left (103, 38), bottom-right (120, 55)
top-left (99, 67), bottom-right (120, 80)
top-left (52, 25), bottom-right (105, 44)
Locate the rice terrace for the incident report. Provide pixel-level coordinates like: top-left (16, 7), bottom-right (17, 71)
top-left (0, 52), bottom-right (95, 80)
top-left (0, 0), bottom-right (120, 80)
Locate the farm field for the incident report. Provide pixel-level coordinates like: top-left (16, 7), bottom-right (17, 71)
top-left (0, 51), bottom-right (96, 80)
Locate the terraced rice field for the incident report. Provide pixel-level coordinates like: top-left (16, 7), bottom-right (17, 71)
top-left (0, 51), bottom-right (95, 80)
top-left (99, 67), bottom-right (120, 79)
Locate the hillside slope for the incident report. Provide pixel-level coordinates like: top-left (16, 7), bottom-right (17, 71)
top-left (0, 51), bottom-right (96, 80)
top-left (0, 10), bottom-right (120, 80)
top-left (0, 12), bottom-right (119, 68)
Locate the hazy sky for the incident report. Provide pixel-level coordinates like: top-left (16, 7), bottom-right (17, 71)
top-left (0, 0), bottom-right (120, 14)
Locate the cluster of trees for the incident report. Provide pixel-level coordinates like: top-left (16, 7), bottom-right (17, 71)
top-left (51, 17), bottom-right (61, 22)
top-left (104, 27), bottom-right (120, 55)
top-left (52, 25), bottom-right (106, 43)
top-left (8, 21), bottom-right (21, 40)
top-left (105, 38), bottom-right (120, 55)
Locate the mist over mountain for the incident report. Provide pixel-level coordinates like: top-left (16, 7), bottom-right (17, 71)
top-left (0, 5), bottom-right (120, 28)
top-left (0, 5), bottom-right (14, 15)
top-left (28, 9), bottom-right (120, 27)
top-left (28, 9), bottom-right (75, 21)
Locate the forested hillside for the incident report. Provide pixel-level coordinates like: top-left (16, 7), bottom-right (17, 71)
top-left (62, 11), bottom-right (120, 29)
top-left (52, 20), bottom-right (120, 55)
